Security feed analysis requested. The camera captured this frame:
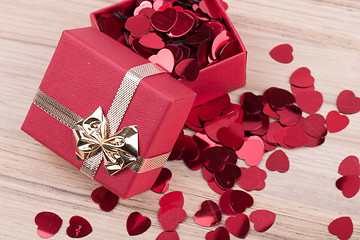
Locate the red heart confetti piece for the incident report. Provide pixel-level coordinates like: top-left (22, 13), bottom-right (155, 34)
top-left (206, 226), bottom-right (230, 240)
top-left (237, 136), bottom-right (265, 166)
top-left (219, 190), bottom-right (236, 215)
top-left (194, 200), bottom-right (222, 227)
top-left (184, 153), bottom-right (204, 170)
top-left (269, 44), bottom-right (294, 64)
top-left (139, 32), bottom-right (165, 49)
top-left (249, 113), bottom-right (270, 136)
top-left (214, 163), bottom-right (241, 189)
top-left (160, 191), bottom-right (184, 208)
top-left (326, 110), bottom-right (349, 133)
top-left (283, 126), bottom-right (309, 148)
top-left (301, 114), bottom-right (328, 139)
top-left (91, 186), bottom-right (119, 212)
top-left (35, 212), bottom-right (62, 239)
top-left (151, 7), bottom-right (178, 32)
top-left (225, 214), bottom-right (250, 238)
top-left (126, 212), bottom-right (151, 236)
top-left (241, 113), bottom-right (262, 131)
top-left (182, 135), bottom-right (200, 161)
top-left (337, 90), bottom-right (360, 114)
top-left (156, 231), bottom-right (180, 240)
top-left (125, 14), bottom-right (151, 38)
top-left (338, 155), bottom-right (360, 176)
top-left (199, 0), bottom-right (220, 19)
top-left (277, 105), bottom-right (302, 126)
top-left (148, 48), bottom-right (175, 73)
top-left (170, 11), bottom-right (195, 37)
top-left (66, 216), bottom-right (92, 238)
top-left (151, 167), bottom-right (172, 193)
top-left (266, 149), bottom-right (290, 173)
top-left (132, 38), bottom-right (156, 58)
top-left (219, 40), bottom-right (241, 60)
top-left (204, 116), bottom-right (232, 142)
top-left (203, 146), bottom-right (228, 172)
top-left (273, 127), bottom-right (294, 149)
top-left (296, 90), bottom-right (323, 114)
top-left (212, 30), bottom-right (232, 60)
top-left (175, 58), bottom-right (200, 82)
top-left (184, 25), bottom-right (213, 45)
top-left (268, 88), bottom-right (295, 110)
top-left (229, 190), bottom-right (254, 214)
top-left (158, 205), bottom-right (187, 231)
top-left (336, 175), bottom-right (360, 198)
top-left (263, 103), bottom-right (279, 119)
top-left (236, 167), bottom-right (266, 191)
top-left (217, 122), bottom-right (245, 149)
top-left (250, 210), bottom-right (276, 232)
top-left (198, 101), bottom-right (223, 122)
top-left (328, 217), bottom-right (353, 240)
top-left (290, 67), bottom-right (315, 88)
top-left (240, 92), bottom-right (264, 115)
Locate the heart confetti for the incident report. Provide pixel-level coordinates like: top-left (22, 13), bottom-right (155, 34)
top-left (328, 217), bottom-right (353, 240)
top-left (336, 175), bottom-right (360, 198)
top-left (66, 216), bottom-right (92, 238)
top-left (250, 210), bottom-right (276, 232)
top-left (157, 231), bottom-right (180, 240)
top-left (149, 48), bottom-right (175, 73)
top-left (338, 155), bottom-right (360, 176)
top-left (151, 167), bottom-right (172, 193)
top-left (266, 149), bottom-right (290, 173)
top-left (229, 190), bottom-right (254, 214)
top-left (194, 200), bottom-right (222, 227)
top-left (35, 212), bottom-right (62, 239)
top-left (237, 136), bottom-right (265, 166)
top-left (225, 214), bottom-right (250, 238)
top-left (326, 110), bottom-right (349, 133)
top-left (127, 212), bottom-right (151, 236)
top-left (158, 205), bottom-right (187, 231)
top-left (159, 191), bottom-right (185, 208)
top-left (214, 163), bottom-right (241, 189)
top-left (337, 90), bottom-right (360, 114)
top-left (236, 167), bottom-right (267, 191)
top-left (206, 226), bottom-right (230, 240)
top-left (269, 44), bottom-right (294, 64)
top-left (217, 122), bottom-right (244, 149)
top-left (296, 91), bottom-right (323, 114)
top-left (290, 67), bottom-right (314, 88)
top-left (175, 58), bottom-right (200, 82)
top-left (91, 186), bottom-right (119, 212)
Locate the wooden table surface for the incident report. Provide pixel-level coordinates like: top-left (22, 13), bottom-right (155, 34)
top-left (1, 0), bottom-right (360, 239)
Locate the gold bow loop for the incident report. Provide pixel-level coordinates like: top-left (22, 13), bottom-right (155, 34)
top-left (72, 107), bottom-right (139, 175)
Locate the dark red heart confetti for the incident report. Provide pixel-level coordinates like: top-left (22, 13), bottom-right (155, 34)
top-left (126, 212), bottom-right (151, 236)
top-left (268, 88), bottom-right (295, 110)
top-left (206, 226), bottom-right (230, 240)
top-left (277, 105), bottom-right (302, 126)
top-left (158, 205), bottom-right (187, 231)
top-left (219, 190), bottom-right (236, 215)
top-left (35, 212), bottom-right (62, 239)
top-left (157, 231), bottom-right (180, 240)
top-left (229, 190), bottom-right (254, 214)
top-left (240, 92), bottom-right (263, 115)
top-left (266, 149), bottom-right (290, 173)
top-left (182, 135), bottom-right (200, 161)
top-left (236, 136), bottom-right (264, 166)
top-left (66, 216), bottom-right (92, 238)
top-left (159, 191), bottom-right (184, 208)
top-left (219, 40), bottom-right (241, 60)
top-left (151, 7), bottom-right (178, 32)
top-left (125, 14), bottom-right (151, 38)
top-left (203, 146), bottom-right (228, 172)
top-left (175, 58), bottom-right (200, 82)
top-left (250, 210), bottom-right (276, 232)
top-left (328, 217), bottom-right (353, 240)
top-left (326, 110), bottom-right (349, 133)
top-left (263, 103), bottom-right (279, 119)
top-left (296, 90), bottom-right (323, 114)
top-left (290, 67), bottom-right (314, 88)
top-left (91, 186), bottom-right (119, 212)
top-left (225, 214), bottom-right (250, 238)
top-left (151, 167), bottom-right (172, 193)
top-left (337, 90), bottom-right (360, 114)
top-left (236, 167), bottom-right (266, 191)
top-left (217, 122), bottom-right (244, 149)
top-left (214, 163), bottom-right (241, 189)
top-left (269, 44), bottom-right (294, 64)
top-left (102, 15), bottom-right (125, 40)
top-left (194, 200), bottom-right (222, 227)
top-left (170, 11), bottom-right (195, 37)
top-left (336, 175), bottom-right (360, 198)
top-left (198, 101), bottom-right (223, 122)
top-left (338, 155), bottom-right (360, 176)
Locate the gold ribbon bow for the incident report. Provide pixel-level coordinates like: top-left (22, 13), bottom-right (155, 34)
top-left (73, 107), bottom-right (139, 175)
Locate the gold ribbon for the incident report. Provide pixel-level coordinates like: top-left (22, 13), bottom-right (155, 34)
top-left (33, 63), bottom-right (169, 179)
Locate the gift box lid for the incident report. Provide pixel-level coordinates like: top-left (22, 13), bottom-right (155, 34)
top-left (22, 27), bottom-right (196, 198)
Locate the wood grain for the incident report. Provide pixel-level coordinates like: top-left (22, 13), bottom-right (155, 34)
top-left (1, 0), bottom-right (360, 239)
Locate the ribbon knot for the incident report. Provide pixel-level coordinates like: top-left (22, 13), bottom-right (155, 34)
top-left (73, 107), bottom-right (139, 175)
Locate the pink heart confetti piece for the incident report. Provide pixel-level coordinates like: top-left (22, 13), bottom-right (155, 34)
top-left (336, 176), bottom-right (360, 198)
top-left (337, 90), bottom-right (360, 114)
top-left (296, 91), bottom-right (323, 114)
top-left (290, 67), bottom-right (315, 88)
top-left (134, 1), bottom-right (153, 16)
top-left (236, 136), bottom-right (265, 166)
top-left (250, 210), bottom-right (276, 232)
top-left (148, 48), bottom-right (175, 73)
top-left (66, 216), bottom-right (92, 238)
top-left (266, 149), bottom-right (290, 173)
top-left (91, 186), bottom-right (119, 212)
top-left (269, 44), bottom-right (294, 64)
top-left (35, 212), bottom-right (63, 239)
top-left (194, 200), bottom-right (222, 227)
top-left (225, 214), bottom-right (250, 238)
top-left (326, 110), bottom-right (349, 133)
top-left (151, 167), bottom-right (172, 193)
top-left (126, 212), bottom-right (151, 236)
top-left (338, 155), bottom-right (360, 176)
top-left (328, 217), bottom-right (353, 240)
top-left (205, 226), bottom-right (230, 240)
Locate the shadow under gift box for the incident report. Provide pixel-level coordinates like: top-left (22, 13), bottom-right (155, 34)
top-left (22, 27), bottom-right (196, 199)
top-left (90, 0), bottom-right (247, 106)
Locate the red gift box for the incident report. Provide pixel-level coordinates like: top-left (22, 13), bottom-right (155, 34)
top-left (90, 0), bottom-right (247, 106)
top-left (22, 27), bottom-right (196, 199)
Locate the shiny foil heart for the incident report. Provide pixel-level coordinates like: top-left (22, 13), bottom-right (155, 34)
top-left (151, 167), bottom-right (172, 193)
top-left (159, 191), bottom-right (185, 208)
top-left (158, 205), bottom-right (187, 231)
top-left (214, 163), bottom-right (241, 189)
top-left (269, 44), bottom-right (294, 64)
top-left (194, 200), bottom-right (222, 227)
top-left (236, 167), bottom-right (267, 191)
top-left (328, 217), bottom-right (353, 240)
top-left (151, 7), bottom-right (178, 32)
top-left (336, 176), bottom-right (360, 198)
top-left (91, 186), bottom-right (119, 212)
top-left (127, 212), bottom-right (151, 236)
top-left (296, 91), bottom-right (323, 114)
top-left (225, 214), bottom-right (250, 238)
top-left (66, 216), bottom-right (92, 238)
top-left (148, 48), bottom-right (175, 73)
top-left (35, 212), bottom-right (63, 239)
top-left (338, 156), bottom-right (360, 176)
top-left (290, 67), bottom-right (315, 88)
top-left (206, 226), bottom-right (230, 240)
top-left (236, 136), bottom-right (265, 166)
top-left (266, 149), bottom-right (290, 173)
top-left (249, 210), bottom-right (276, 232)
top-left (337, 90), bottom-right (360, 114)
top-left (326, 110), bottom-right (349, 133)
top-left (229, 190), bottom-right (254, 214)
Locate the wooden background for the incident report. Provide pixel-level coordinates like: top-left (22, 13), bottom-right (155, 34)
top-left (1, 0), bottom-right (360, 239)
